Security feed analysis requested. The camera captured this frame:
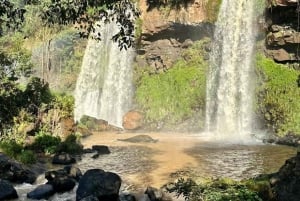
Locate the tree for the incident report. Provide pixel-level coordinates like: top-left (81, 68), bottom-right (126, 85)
top-left (0, 0), bottom-right (140, 49)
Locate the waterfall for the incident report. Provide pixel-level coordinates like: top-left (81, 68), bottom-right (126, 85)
top-left (205, 0), bottom-right (257, 140)
top-left (74, 21), bottom-right (135, 128)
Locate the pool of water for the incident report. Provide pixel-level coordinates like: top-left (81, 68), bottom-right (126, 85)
top-left (14, 132), bottom-right (297, 200)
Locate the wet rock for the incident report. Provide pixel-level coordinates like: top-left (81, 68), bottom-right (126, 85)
top-left (45, 166), bottom-right (81, 192)
top-left (271, 151), bottom-right (300, 201)
top-left (47, 177), bottom-right (76, 193)
top-left (91, 153), bottom-right (100, 159)
top-left (76, 169), bottom-right (121, 201)
top-left (123, 111), bottom-right (144, 130)
top-left (80, 195), bottom-right (99, 201)
top-left (64, 165), bottom-right (82, 181)
top-left (52, 153), bottom-right (76, 165)
top-left (0, 153), bottom-right (36, 184)
top-left (0, 179), bottom-right (18, 200)
top-left (27, 184), bottom-right (55, 200)
top-left (140, 194), bottom-right (151, 201)
top-left (145, 186), bottom-right (163, 201)
top-left (92, 145), bottom-right (111, 154)
top-left (83, 148), bottom-right (94, 153)
top-left (118, 135), bottom-right (158, 143)
top-left (264, 134), bottom-right (300, 147)
top-left (119, 193), bottom-right (136, 201)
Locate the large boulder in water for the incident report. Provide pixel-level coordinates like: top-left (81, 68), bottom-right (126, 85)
top-left (45, 166), bottom-right (81, 193)
top-left (76, 169), bottom-right (121, 201)
top-left (27, 184), bottom-right (55, 200)
top-left (271, 151), bottom-right (300, 201)
top-left (52, 153), bottom-right (76, 165)
top-left (117, 135), bottom-right (158, 143)
top-left (0, 179), bottom-right (18, 200)
top-left (0, 153), bottom-right (36, 184)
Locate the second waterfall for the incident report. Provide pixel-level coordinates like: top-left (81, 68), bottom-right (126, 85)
top-left (205, 0), bottom-right (257, 140)
top-left (74, 21), bottom-right (135, 128)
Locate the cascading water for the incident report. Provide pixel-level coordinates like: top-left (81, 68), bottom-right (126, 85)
top-left (74, 21), bottom-right (135, 128)
top-left (205, 0), bottom-right (257, 141)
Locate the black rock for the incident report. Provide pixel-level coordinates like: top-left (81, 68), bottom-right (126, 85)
top-left (27, 184), bottom-right (55, 200)
top-left (272, 152), bottom-right (300, 201)
top-left (45, 166), bottom-right (80, 193)
top-left (64, 165), bottom-right (82, 181)
top-left (76, 169), bottom-right (121, 201)
top-left (0, 153), bottom-right (36, 184)
top-left (119, 193), bottom-right (136, 201)
top-left (0, 179), bottom-right (18, 200)
top-left (47, 177), bottom-right (76, 192)
top-left (91, 145), bottom-right (110, 154)
top-left (52, 153), bottom-right (76, 165)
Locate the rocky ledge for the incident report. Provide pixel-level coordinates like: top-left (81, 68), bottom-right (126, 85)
top-left (266, 0), bottom-right (300, 63)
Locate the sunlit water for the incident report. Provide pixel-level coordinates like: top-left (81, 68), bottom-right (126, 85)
top-left (14, 132), bottom-right (296, 200)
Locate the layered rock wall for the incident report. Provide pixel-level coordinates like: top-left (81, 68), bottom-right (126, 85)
top-left (137, 0), bottom-right (213, 71)
top-left (266, 0), bottom-right (300, 64)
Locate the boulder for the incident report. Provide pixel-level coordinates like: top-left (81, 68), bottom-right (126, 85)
top-left (45, 166), bottom-right (81, 193)
top-left (58, 118), bottom-right (76, 140)
top-left (91, 145), bottom-right (111, 154)
top-left (64, 165), bottom-right (82, 181)
top-left (123, 111), bottom-right (144, 130)
top-left (117, 135), bottom-right (158, 143)
top-left (47, 177), bottom-right (76, 193)
top-left (145, 186), bottom-right (163, 201)
top-left (52, 153), bottom-right (76, 165)
top-left (27, 184), bottom-right (55, 200)
top-left (271, 151), bottom-right (300, 201)
top-left (0, 153), bottom-right (36, 184)
top-left (0, 179), bottom-right (18, 200)
top-left (76, 169), bottom-right (121, 201)
top-left (266, 48), bottom-right (294, 62)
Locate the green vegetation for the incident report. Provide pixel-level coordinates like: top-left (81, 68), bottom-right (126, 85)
top-left (0, 140), bottom-right (37, 164)
top-left (166, 178), bottom-right (265, 201)
top-left (135, 38), bottom-right (209, 127)
top-left (56, 134), bottom-right (83, 154)
top-left (255, 54), bottom-right (300, 136)
top-left (205, 0), bottom-right (222, 23)
top-left (31, 132), bottom-right (61, 154)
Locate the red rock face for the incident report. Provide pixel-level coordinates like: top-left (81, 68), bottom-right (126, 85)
top-left (122, 111), bottom-right (144, 130)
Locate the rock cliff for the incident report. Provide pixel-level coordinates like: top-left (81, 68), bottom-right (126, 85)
top-left (266, 0), bottom-right (300, 64)
top-left (137, 0), bottom-right (214, 71)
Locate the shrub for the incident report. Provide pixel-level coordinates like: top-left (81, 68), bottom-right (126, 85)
top-left (51, 92), bottom-right (74, 118)
top-left (166, 178), bottom-right (263, 201)
top-left (205, 0), bottom-right (222, 23)
top-left (31, 132), bottom-right (61, 154)
top-left (0, 140), bottom-right (23, 159)
top-left (255, 54), bottom-right (300, 136)
top-left (56, 134), bottom-right (83, 154)
top-left (18, 150), bottom-right (37, 164)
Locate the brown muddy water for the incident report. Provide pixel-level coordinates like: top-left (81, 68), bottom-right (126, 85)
top-left (15, 132), bottom-right (297, 200)
top-left (80, 132), bottom-right (296, 188)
